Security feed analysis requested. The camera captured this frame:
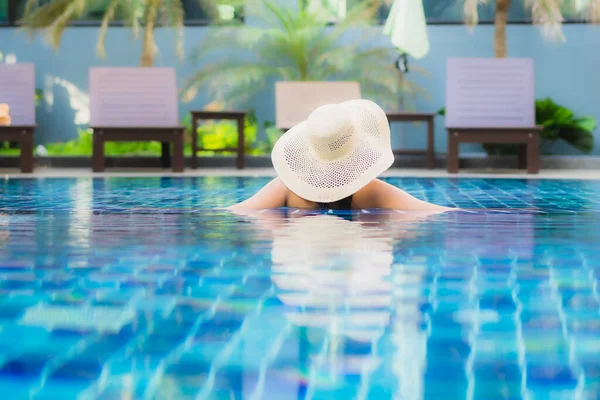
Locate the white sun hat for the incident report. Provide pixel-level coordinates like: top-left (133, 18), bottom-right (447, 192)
top-left (271, 99), bottom-right (395, 203)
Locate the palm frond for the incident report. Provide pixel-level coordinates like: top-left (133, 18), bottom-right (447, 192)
top-left (97, 0), bottom-right (120, 58)
top-left (361, 68), bottom-right (429, 111)
top-left (463, 0), bottom-right (488, 26)
top-left (184, 0), bottom-right (427, 109)
top-left (181, 60), bottom-right (284, 105)
top-left (324, 0), bottom-right (379, 42)
top-left (122, 0), bottom-right (144, 38)
top-left (524, 0), bottom-right (565, 41)
top-left (581, 0), bottom-right (600, 22)
top-left (22, 0), bottom-right (40, 23)
top-left (190, 26), bottom-right (267, 63)
top-left (306, 1), bottom-right (378, 65)
top-left (261, 0), bottom-right (298, 32)
top-left (21, 0), bottom-right (187, 66)
top-left (311, 43), bottom-right (393, 81)
top-left (214, 74), bottom-right (270, 107)
top-left (257, 28), bottom-right (311, 66)
top-left (49, 2), bottom-right (80, 48)
top-left (309, 43), bottom-right (362, 79)
top-left (160, 0), bottom-right (185, 59)
top-left (19, 0), bottom-right (83, 48)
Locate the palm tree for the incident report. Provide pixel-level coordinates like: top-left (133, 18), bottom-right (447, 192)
top-left (463, 0), bottom-right (600, 58)
top-left (19, 0), bottom-right (189, 66)
top-left (181, 0), bottom-right (428, 110)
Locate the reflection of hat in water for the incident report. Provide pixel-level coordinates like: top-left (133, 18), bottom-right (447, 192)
top-left (271, 100), bottom-right (394, 203)
top-left (270, 215), bottom-right (393, 342)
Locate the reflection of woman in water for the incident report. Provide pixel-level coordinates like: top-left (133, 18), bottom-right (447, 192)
top-left (271, 215), bottom-right (394, 337)
top-left (228, 100), bottom-right (452, 212)
top-left (260, 213), bottom-right (431, 400)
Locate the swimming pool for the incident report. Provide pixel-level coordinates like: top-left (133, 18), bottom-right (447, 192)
top-left (0, 176), bottom-right (599, 399)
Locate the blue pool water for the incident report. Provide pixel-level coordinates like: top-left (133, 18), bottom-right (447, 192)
top-left (0, 176), bottom-right (599, 399)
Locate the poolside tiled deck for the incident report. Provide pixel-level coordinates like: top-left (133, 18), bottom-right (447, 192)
top-left (1, 167), bottom-right (600, 180)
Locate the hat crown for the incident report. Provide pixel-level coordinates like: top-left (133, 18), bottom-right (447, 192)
top-left (270, 99), bottom-right (394, 204)
top-left (306, 104), bottom-right (356, 161)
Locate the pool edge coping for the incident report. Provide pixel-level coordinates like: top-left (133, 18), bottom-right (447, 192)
top-left (1, 168), bottom-right (599, 181)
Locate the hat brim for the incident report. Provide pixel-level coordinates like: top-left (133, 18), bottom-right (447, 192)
top-left (271, 100), bottom-right (394, 204)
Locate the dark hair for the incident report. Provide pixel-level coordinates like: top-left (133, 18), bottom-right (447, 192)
top-left (317, 195), bottom-right (353, 210)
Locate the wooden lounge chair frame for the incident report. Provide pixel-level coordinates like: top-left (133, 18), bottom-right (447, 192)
top-left (0, 63), bottom-right (36, 173)
top-left (89, 67), bottom-right (185, 172)
top-left (445, 57), bottom-right (542, 174)
top-left (275, 81), bottom-right (436, 169)
top-left (189, 110), bottom-right (246, 169)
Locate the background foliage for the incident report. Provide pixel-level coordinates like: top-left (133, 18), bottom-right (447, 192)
top-left (182, 0), bottom-right (428, 111)
top-left (0, 115), bottom-right (282, 156)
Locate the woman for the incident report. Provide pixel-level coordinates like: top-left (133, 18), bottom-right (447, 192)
top-left (228, 99), bottom-right (451, 212)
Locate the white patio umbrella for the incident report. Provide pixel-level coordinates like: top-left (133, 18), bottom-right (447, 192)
top-left (383, 0), bottom-right (430, 71)
top-left (575, 0), bottom-right (591, 12)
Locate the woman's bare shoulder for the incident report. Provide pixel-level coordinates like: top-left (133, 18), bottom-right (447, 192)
top-left (227, 177), bottom-right (289, 212)
top-left (356, 179), bottom-right (453, 211)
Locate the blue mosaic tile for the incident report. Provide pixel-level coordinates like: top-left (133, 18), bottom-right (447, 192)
top-left (50, 358), bottom-right (104, 381)
top-left (0, 177), bottom-right (599, 398)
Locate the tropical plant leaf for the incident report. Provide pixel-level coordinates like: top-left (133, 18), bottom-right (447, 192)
top-left (574, 116), bottom-right (597, 133)
top-left (581, 0), bottom-right (600, 22)
top-left (190, 26), bottom-right (267, 63)
top-left (122, 0), bottom-right (143, 37)
top-left (21, 0), bottom-right (191, 66)
top-left (97, 0), bottom-right (120, 58)
top-left (185, 0), bottom-right (425, 110)
top-left (559, 127), bottom-right (594, 153)
top-left (160, 0), bottom-right (185, 59)
top-left (263, 0), bottom-right (297, 32)
top-left (525, 0), bottom-right (565, 41)
top-left (463, 0), bottom-right (487, 26)
top-left (181, 60), bottom-right (284, 106)
top-left (535, 97), bottom-right (558, 122)
top-left (20, 0), bottom-right (85, 49)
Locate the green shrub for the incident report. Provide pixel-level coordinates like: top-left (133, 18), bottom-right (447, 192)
top-left (183, 111), bottom-right (282, 156)
top-left (0, 115), bottom-right (282, 157)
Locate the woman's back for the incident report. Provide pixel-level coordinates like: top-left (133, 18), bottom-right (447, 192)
top-left (231, 178), bottom-right (450, 212)
top-left (227, 100), bottom-right (452, 213)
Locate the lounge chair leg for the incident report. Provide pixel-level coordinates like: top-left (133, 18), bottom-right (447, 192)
top-left (237, 116), bottom-right (245, 169)
top-left (527, 133), bottom-right (540, 174)
top-left (161, 142), bottom-right (171, 169)
top-left (427, 118), bottom-right (435, 169)
top-left (172, 131), bottom-right (184, 172)
top-left (20, 131), bottom-right (34, 173)
top-left (447, 131), bottom-right (459, 173)
top-left (191, 116), bottom-right (198, 169)
top-left (517, 144), bottom-right (527, 170)
top-left (92, 132), bottom-right (105, 172)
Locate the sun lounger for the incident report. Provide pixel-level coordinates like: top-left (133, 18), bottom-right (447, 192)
top-left (0, 63), bottom-right (36, 173)
top-left (445, 57), bottom-right (542, 174)
top-left (89, 67), bottom-right (185, 172)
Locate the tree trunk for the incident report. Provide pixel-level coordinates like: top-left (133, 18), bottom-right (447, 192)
top-left (141, 0), bottom-right (160, 67)
top-left (494, 0), bottom-right (511, 58)
top-left (141, 33), bottom-right (155, 67)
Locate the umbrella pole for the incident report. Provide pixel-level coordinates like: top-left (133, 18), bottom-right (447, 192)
top-left (393, 52), bottom-right (410, 148)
